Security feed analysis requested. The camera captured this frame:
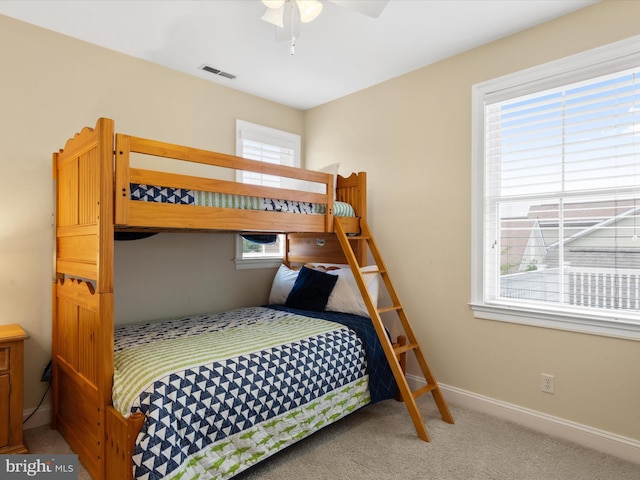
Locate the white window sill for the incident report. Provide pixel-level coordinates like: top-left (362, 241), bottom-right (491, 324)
top-left (234, 258), bottom-right (282, 270)
top-left (470, 302), bottom-right (640, 341)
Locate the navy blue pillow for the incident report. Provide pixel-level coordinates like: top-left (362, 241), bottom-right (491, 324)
top-left (285, 266), bottom-right (338, 312)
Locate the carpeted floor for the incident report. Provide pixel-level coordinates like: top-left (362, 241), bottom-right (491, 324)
top-left (24, 397), bottom-right (639, 480)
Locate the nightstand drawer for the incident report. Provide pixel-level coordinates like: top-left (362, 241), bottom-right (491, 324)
top-left (0, 347), bottom-right (8, 371)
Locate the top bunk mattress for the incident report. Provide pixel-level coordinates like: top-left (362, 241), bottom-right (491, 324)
top-left (130, 183), bottom-right (356, 217)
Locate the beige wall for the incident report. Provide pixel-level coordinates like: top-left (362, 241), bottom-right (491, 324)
top-left (0, 15), bottom-right (303, 412)
top-left (304, 0), bottom-right (640, 441)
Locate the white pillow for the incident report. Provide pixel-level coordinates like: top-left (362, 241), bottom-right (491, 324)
top-left (268, 264), bottom-right (299, 304)
top-left (269, 263), bottom-right (380, 316)
top-left (324, 265), bottom-right (379, 317)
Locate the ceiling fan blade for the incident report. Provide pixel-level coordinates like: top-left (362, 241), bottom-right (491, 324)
top-left (261, 2), bottom-right (300, 42)
top-left (329, 0), bottom-right (390, 18)
top-left (261, 4), bottom-right (285, 27)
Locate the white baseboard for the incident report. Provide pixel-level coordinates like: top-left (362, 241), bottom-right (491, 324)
top-left (406, 374), bottom-right (640, 465)
top-left (24, 380), bottom-right (640, 465)
top-left (23, 403), bottom-right (52, 431)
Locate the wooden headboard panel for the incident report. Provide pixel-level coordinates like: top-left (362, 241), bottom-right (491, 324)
top-left (286, 232), bottom-right (364, 267)
top-left (336, 172), bottom-right (366, 220)
top-left (286, 233), bottom-right (346, 266)
top-left (286, 171), bottom-right (368, 267)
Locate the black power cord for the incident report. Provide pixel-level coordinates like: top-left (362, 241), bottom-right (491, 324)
top-left (23, 383), bottom-right (50, 425)
top-left (23, 361), bottom-right (52, 425)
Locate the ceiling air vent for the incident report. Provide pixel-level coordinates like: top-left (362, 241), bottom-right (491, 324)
top-left (200, 64), bottom-right (236, 80)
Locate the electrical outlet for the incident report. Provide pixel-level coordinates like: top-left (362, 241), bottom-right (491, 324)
top-left (541, 373), bottom-right (555, 394)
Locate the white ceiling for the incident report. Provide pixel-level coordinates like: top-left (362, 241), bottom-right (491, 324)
top-left (0, 0), bottom-right (597, 110)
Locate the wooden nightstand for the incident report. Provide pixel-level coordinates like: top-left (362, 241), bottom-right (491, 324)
top-left (0, 324), bottom-right (29, 454)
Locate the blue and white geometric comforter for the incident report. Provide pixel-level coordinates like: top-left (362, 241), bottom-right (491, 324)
top-left (113, 306), bottom-right (377, 480)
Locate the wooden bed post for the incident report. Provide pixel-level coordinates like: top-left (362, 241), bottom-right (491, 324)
top-left (105, 408), bottom-right (144, 480)
top-left (336, 172), bottom-right (367, 266)
top-left (325, 172), bottom-right (335, 233)
top-left (114, 134), bottom-right (131, 226)
top-left (53, 118), bottom-right (116, 480)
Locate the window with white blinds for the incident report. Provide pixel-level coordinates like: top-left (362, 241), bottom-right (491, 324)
top-left (236, 123), bottom-right (297, 186)
top-left (471, 36), bottom-right (640, 338)
top-left (234, 120), bottom-right (301, 268)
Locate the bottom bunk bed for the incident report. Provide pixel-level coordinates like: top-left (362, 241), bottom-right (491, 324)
top-left (56, 262), bottom-right (399, 480)
top-left (111, 304), bottom-right (396, 480)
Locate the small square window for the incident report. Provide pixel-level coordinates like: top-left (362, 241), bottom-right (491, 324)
top-left (234, 120), bottom-right (300, 269)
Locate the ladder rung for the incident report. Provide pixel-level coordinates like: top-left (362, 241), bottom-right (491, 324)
top-left (394, 342), bottom-right (418, 355)
top-left (377, 305), bottom-right (402, 314)
top-left (362, 268), bottom-right (384, 275)
top-left (411, 383), bottom-right (437, 399)
top-left (347, 235), bottom-right (370, 241)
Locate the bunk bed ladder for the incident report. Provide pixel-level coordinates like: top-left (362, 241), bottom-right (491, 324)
top-left (334, 219), bottom-right (454, 441)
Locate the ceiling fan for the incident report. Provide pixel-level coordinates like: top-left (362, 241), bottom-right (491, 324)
top-left (261, 0), bottom-right (390, 54)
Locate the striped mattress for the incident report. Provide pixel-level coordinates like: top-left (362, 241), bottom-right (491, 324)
top-left (130, 183), bottom-right (356, 217)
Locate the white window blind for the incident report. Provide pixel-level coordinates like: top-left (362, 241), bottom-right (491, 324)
top-left (238, 137), bottom-right (294, 187)
top-left (234, 121), bottom-right (301, 268)
top-left (472, 37), bottom-right (640, 338)
top-left (236, 121), bottom-right (299, 187)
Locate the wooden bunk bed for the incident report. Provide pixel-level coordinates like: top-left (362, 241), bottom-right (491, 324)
top-left (52, 118), bottom-right (452, 480)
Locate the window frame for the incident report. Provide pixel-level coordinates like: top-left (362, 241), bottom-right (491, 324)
top-left (471, 35), bottom-right (640, 340)
top-left (234, 120), bottom-right (301, 270)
